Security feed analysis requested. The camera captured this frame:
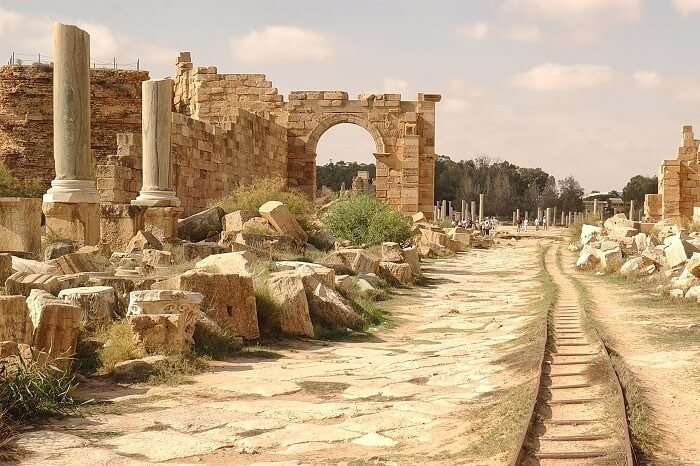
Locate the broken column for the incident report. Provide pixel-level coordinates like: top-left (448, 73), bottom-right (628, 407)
top-left (132, 78), bottom-right (181, 243)
top-left (43, 24), bottom-right (99, 246)
top-left (479, 194), bottom-right (484, 222)
top-left (516, 208), bottom-right (520, 222)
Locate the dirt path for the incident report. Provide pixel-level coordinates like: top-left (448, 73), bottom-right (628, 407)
top-left (16, 239), bottom-right (550, 466)
top-left (562, 249), bottom-right (700, 465)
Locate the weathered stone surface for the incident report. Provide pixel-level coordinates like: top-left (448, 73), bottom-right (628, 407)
top-left (259, 201), bottom-right (307, 243)
top-left (402, 246), bottom-right (420, 276)
top-left (670, 269), bottom-right (699, 291)
top-left (307, 280), bottom-right (362, 329)
top-left (6, 272), bottom-right (60, 296)
top-left (48, 250), bottom-right (105, 274)
top-left (129, 313), bottom-right (195, 352)
top-left (222, 210), bottom-right (259, 233)
top-left (650, 219), bottom-right (681, 242)
top-left (195, 251), bottom-right (255, 276)
top-left (127, 289), bottom-right (203, 316)
top-left (44, 241), bottom-right (76, 261)
top-left (620, 257), bottom-right (644, 277)
top-left (685, 252), bottom-right (700, 278)
top-left (58, 286), bottom-right (115, 328)
top-left (242, 217), bottom-right (276, 235)
top-left (411, 212), bottom-right (426, 223)
top-left (0, 197), bottom-right (42, 254)
top-left (275, 261), bottom-right (335, 289)
top-left (26, 289), bottom-right (81, 361)
top-left (181, 241), bottom-right (229, 261)
top-left (321, 249), bottom-right (379, 275)
top-left (664, 235), bottom-right (693, 269)
top-left (633, 233), bottom-right (651, 254)
top-left (576, 246), bottom-right (600, 271)
top-left (604, 213), bottom-right (638, 239)
top-left (0, 295), bottom-right (33, 344)
top-left (10, 256), bottom-right (57, 274)
top-left (381, 242), bottom-right (404, 262)
top-left (142, 249), bottom-right (173, 268)
top-left (153, 270), bottom-right (259, 340)
top-left (580, 225), bottom-right (602, 245)
top-left (112, 355), bottom-right (168, 382)
top-left (177, 207), bottom-right (224, 242)
top-left (0, 253), bottom-right (11, 283)
top-left (89, 276), bottom-right (155, 318)
top-left (266, 271), bottom-right (314, 338)
top-left (127, 230), bottom-right (162, 253)
top-left (379, 261), bottom-right (414, 286)
top-left (685, 285), bottom-right (700, 301)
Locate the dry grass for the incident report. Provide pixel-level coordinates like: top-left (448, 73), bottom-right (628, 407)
top-left (96, 321), bottom-right (146, 373)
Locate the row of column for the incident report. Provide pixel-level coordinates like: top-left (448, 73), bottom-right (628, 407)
top-left (433, 194), bottom-right (485, 223)
top-left (44, 23), bottom-right (178, 246)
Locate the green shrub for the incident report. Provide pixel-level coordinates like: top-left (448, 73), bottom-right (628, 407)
top-left (322, 195), bottom-right (412, 247)
top-left (0, 163), bottom-right (46, 198)
top-left (211, 177), bottom-right (314, 231)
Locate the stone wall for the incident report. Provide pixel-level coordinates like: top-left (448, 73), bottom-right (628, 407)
top-left (645, 125), bottom-right (700, 223)
top-left (0, 64), bottom-right (148, 183)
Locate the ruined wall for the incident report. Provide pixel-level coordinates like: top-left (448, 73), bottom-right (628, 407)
top-left (0, 64), bottom-right (148, 183)
top-left (98, 110), bottom-right (287, 216)
top-left (645, 125), bottom-right (700, 223)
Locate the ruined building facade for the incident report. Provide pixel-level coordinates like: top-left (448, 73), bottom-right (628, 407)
top-left (0, 52), bottom-right (439, 218)
top-left (645, 125), bottom-right (700, 223)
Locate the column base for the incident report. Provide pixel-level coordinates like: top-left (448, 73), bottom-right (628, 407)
top-left (143, 206), bottom-right (183, 244)
top-left (43, 201), bottom-right (100, 246)
top-left (43, 179), bottom-right (99, 204)
top-left (99, 203), bottom-right (145, 253)
top-left (131, 190), bottom-right (180, 207)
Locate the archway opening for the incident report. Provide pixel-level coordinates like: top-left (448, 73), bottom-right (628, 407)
top-left (315, 122), bottom-right (378, 196)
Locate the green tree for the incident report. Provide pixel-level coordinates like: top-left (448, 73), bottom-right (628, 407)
top-left (622, 175), bottom-right (657, 203)
top-left (558, 176), bottom-right (584, 212)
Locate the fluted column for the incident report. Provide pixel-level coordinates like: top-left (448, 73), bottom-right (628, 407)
top-left (479, 193), bottom-right (484, 222)
top-left (132, 78), bottom-right (180, 207)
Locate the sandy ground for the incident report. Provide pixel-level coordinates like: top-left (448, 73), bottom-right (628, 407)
top-left (15, 237), bottom-right (551, 466)
top-left (563, 249), bottom-right (700, 465)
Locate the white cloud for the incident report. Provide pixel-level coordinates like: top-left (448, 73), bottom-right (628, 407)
top-left (458, 22), bottom-right (490, 40)
top-left (383, 77), bottom-right (409, 93)
top-left (507, 0), bottom-right (641, 21)
top-left (442, 79), bottom-right (484, 113)
top-left (231, 26), bottom-right (333, 64)
top-left (673, 0), bottom-right (700, 16)
top-left (512, 63), bottom-right (614, 91)
top-left (633, 71), bottom-right (663, 89)
top-left (505, 24), bottom-right (543, 42)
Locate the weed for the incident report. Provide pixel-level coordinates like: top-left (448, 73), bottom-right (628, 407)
top-left (97, 321), bottom-right (146, 373)
top-left (146, 354), bottom-right (209, 386)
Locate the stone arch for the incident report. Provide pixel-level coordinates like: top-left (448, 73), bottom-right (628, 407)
top-left (305, 114), bottom-right (385, 156)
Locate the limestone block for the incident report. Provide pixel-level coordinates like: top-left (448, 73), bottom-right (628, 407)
top-left (402, 246), bottom-right (420, 276)
top-left (671, 269), bottom-right (699, 291)
top-left (142, 249), bottom-right (173, 267)
top-left (633, 233), bottom-right (651, 254)
top-left (181, 241), bottom-right (229, 261)
top-left (411, 212), bottom-right (426, 223)
top-left (195, 251), bottom-right (255, 276)
top-left (152, 270), bottom-right (259, 340)
top-left (127, 230), bottom-right (163, 253)
top-left (48, 251), bottom-right (105, 274)
top-left (264, 271), bottom-right (313, 338)
top-left (44, 241), bottom-right (76, 261)
top-left (177, 207), bottom-right (224, 242)
top-left (445, 228), bottom-right (471, 249)
top-left (143, 206), bottom-right (181, 243)
top-left (258, 201), bottom-right (307, 243)
top-left (5, 272), bottom-right (60, 296)
top-left (0, 295), bottom-right (33, 344)
top-left (306, 277), bottom-right (362, 329)
top-left (597, 247), bottom-right (623, 272)
top-left (128, 313), bottom-right (194, 352)
top-left (576, 246), bottom-right (600, 271)
top-left (620, 257), bottom-right (644, 277)
top-left (223, 210), bottom-right (259, 233)
top-left (381, 242), bottom-right (404, 262)
top-left (320, 249), bottom-right (380, 275)
top-left (580, 225), bottom-right (602, 245)
top-left (99, 203), bottom-right (145, 253)
top-left (43, 202), bottom-right (100, 247)
top-left (275, 261), bottom-right (336, 289)
top-left (650, 220), bottom-right (681, 242)
top-left (664, 235), bottom-right (691, 269)
top-left (378, 261), bottom-right (414, 286)
top-left (0, 254), bottom-right (12, 283)
top-left (90, 276), bottom-right (155, 318)
top-left (0, 197), bottom-right (42, 254)
top-left (26, 289), bottom-right (81, 360)
top-left (685, 252), bottom-right (700, 278)
top-left (0, 341), bottom-right (48, 368)
top-left (127, 289), bottom-right (203, 317)
top-left (58, 286), bottom-right (115, 328)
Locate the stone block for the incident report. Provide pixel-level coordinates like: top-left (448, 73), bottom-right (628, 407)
top-left (127, 230), bottom-right (163, 253)
top-left (222, 210), bottom-right (259, 233)
top-left (142, 249), bottom-right (173, 267)
top-left (259, 201), bottom-right (307, 243)
top-left (381, 242), bottom-right (404, 262)
top-left (43, 201), bottom-right (100, 247)
top-left (275, 261), bottom-right (336, 289)
top-left (5, 272), bottom-right (60, 296)
top-left (0, 197), bottom-right (42, 254)
top-left (0, 253), bottom-right (12, 283)
top-left (26, 289), bottom-right (81, 361)
top-left (144, 206), bottom-right (182, 243)
top-left (402, 246), bottom-right (420, 276)
top-left (128, 313), bottom-right (194, 353)
top-left (177, 207), bottom-right (224, 242)
top-left (267, 271), bottom-right (314, 337)
top-left (127, 289), bottom-right (203, 317)
top-left (0, 295), bottom-right (33, 344)
top-left (378, 261), bottom-right (414, 286)
top-left (195, 250), bottom-right (255, 276)
top-left (58, 286), bottom-right (115, 328)
top-left (305, 274), bottom-right (361, 329)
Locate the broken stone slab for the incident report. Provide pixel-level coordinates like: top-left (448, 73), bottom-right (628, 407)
top-left (669, 288), bottom-right (685, 298)
top-left (181, 241), bottom-right (229, 262)
top-left (685, 285), bottom-right (700, 302)
top-left (598, 247), bottom-right (623, 272)
top-left (58, 286), bottom-right (115, 328)
top-left (663, 235), bottom-right (695, 269)
top-left (381, 242), bottom-right (404, 262)
top-left (444, 227), bottom-right (472, 249)
top-left (266, 270), bottom-right (314, 338)
top-left (127, 230), bottom-right (163, 253)
top-left (620, 256), bottom-right (644, 277)
top-left (129, 313), bottom-right (195, 353)
top-left (633, 233), bottom-right (651, 254)
top-left (241, 217), bottom-right (276, 236)
top-left (152, 270), bottom-right (259, 340)
top-left (88, 276), bottom-right (156, 318)
top-left (0, 295), bottom-right (33, 344)
top-left (259, 201), bottom-right (307, 243)
top-left (6, 272), bottom-right (61, 296)
top-left (142, 249), bottom-right (173, 268)
top-left (378, 261), bottom-right (414, 286)
top-left (112, 355), bottom-right (168, 382)
top-left (275, 261), bottom-right (336, 289)
top-left (233, 232), bottom-right (300, 252)
top-left (222, 210), bottom-right (259, 233)
top-left (10, 256), bottom-right (57, 274)
top-left (195, 250), bottom-right (255, 276)
top-left (320, 249), bottom-right (380, 275)
top-left (177, 207), bottom-right (225, 243)
top-left (48, 250), bottom-right (105, 274)
top-left (670, 269), bottom-right (700, 291)
top-left (44, 241), bottom-right (76, 261)
top-left (576, 246), bottom-right (600, 271)
top-left (307, 279), bottom-right (362, 329)
top-left (685, 252), bottom-right (700, 278)
top-left (411, 212), bottom-right (426, 223)
top-left (603, 213), bottom-right (639, 239)
top-left (335, 275), bottom-right (378, 297)
top-left (26, 289), bottom-right (81, 362)
top-left (401, 246), bottom-right (420, 276)
top-left (580, 224), bottom-right (602, 245)
top-left (650, 219), bottom-right (682, 243)
top-left (127, 289), bottom-right (203, 317)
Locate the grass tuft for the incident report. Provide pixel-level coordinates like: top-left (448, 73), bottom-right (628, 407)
top-left (97, 321), bottom-right (146, 373)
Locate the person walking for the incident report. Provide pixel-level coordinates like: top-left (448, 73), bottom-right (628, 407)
top-left (523, 217), bottom-right (529, 232)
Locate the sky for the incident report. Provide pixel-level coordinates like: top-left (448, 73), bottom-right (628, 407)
top-left (1, 0), bottom-right (700, 193)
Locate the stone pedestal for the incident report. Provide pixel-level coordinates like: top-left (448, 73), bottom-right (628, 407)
top-left (144, 206), bottom-right (182, 244)
top-left (100, 203), bottom-right (145, 253)
top-left (0, 197), bottom-right (42, 254)
top-left (43, 202), bottom-right (99, 247)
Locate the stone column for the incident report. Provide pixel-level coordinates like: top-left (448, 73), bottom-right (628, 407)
top-left (560, 211), bottom-right (565, 226)
top-left (448, 201), bottom-right (453, 220)
top-left (545, 207), bottom-right (551, 229)
top-left (537, 207), bottom-right (542, 222)
top-left (516, 208), bottom-right (520, 222)
top-left (512, 211), bottom-right (516, 225)
top-left (461, 200), bottom-right (466, 221)
top-left (478, 194), bottom-right (484, 222)
top-left (553, 207), bottom-right (558, 226)
top-left (43, 23), bottom-right (99, 245)
top-left (132, 79), bottom-right (179, 207)
top-left (525, 211), bottom-right (529, 221)
top-left (629, 200), bottom-right (635, 220)
top-left (440, 200), bottom-right (447, 220)
top-left (470, 201), bottom-right (476, 222)
top-left (592, 199), bottom-right (598, 218)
